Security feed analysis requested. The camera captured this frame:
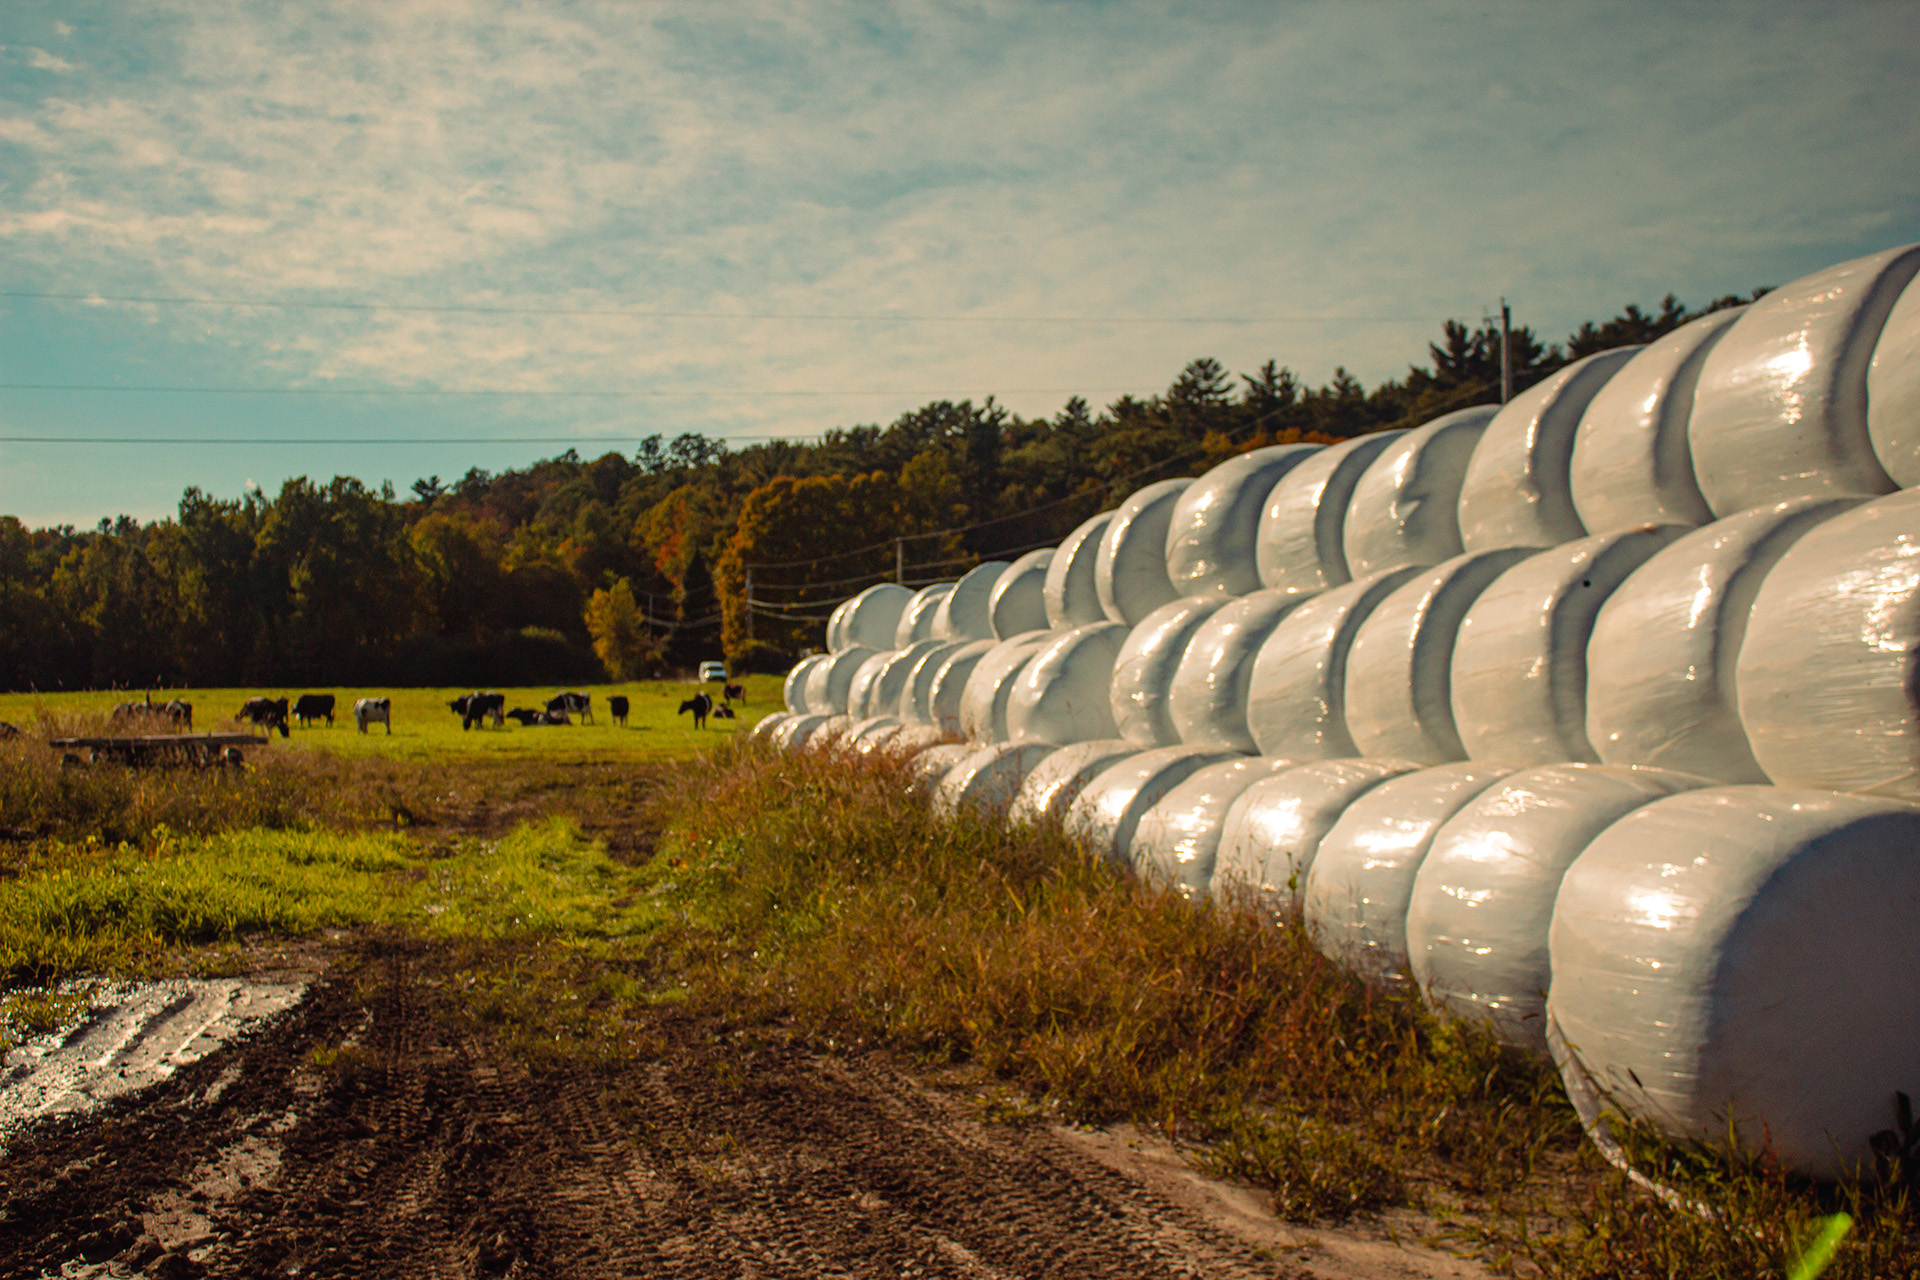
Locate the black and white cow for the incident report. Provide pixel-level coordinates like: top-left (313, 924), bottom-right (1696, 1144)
top-left (293, 693), bottom-right (336, 727)
top-left (353, 697), bottom-right (391, 735)
top-left (607, 695), bottom-right (630, 727)
top-left (547, 691), bottom-right (593, 724)
top-left (237, 697), bottom-right (289, 737)
top-left (113, 696), bottom-right (194, 733)
top-left (678, 692), bottom-right (713, 728)
top-left (448, 691), bottom-right (505, 730)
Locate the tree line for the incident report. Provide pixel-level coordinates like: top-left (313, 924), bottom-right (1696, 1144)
top-left (0, 291), bottom-right (1759, 692)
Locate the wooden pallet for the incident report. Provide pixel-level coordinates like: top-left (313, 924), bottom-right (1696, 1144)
top-left (49, 733), bottom-right (271, 766)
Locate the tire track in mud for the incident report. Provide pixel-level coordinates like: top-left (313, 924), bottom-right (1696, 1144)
top-left (0, 938), bottom-right (1296, 1279)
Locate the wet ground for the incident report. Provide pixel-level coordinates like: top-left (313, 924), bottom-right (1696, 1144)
top-left (0, 936), bottom-right (1308, 1279)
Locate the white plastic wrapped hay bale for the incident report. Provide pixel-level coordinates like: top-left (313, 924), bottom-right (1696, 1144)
top-left (909, 743), bottom-right (979, 798)
top-left (885, 724), bottom-right (947, 757)
top-left (1406, 763), bottom-right (1705, 1053)
top-left (1246, 565), bottom-right (1427, 760)
top-left (1256, 433), bottom-right (1404, 591)
top-left (1548, 786), bottom-right (1920, 1178)
top-left (1213, 759), bottom-right (1420, 918)
top-left (933, 561), bottom-right (1010, 643)
top-left (1166, 445), bottom-right (1320, 598)
top-left (1736, 487), bottom-right (1920, 800)
top-left (1304, 762), bottom-right (1523, 986)
top-left (1045, 511), bottom-right (1114, 627)
top-left (957, 631), bottom-right (1053, 743)
top-left (804, 645), bottom-right (878, 716)
top-left (1006, 622), bottom-right (1130, 746)
top-left (843, 583), bottom-right (915, 651)
top-left (1457, 348), bottom-right (1640, 554)
top-left (1689, 244), bottom-right (1920, 515)
top-left (1342, 406), bottom-right (1498, 577)
top-left (1131, 756), bottom-right (1298, 901)
top-left (897, 640), bottom-right (967, 725)
top-left (1569, 310), bottom-right (1742, 536)
top-left (933, 742), bottom-right (1058, 819)
top-left (1587, 498), bottom-right (1860, 782)
top-left (989, 550), bottom-right (1054, 639)
top-left (1343, 549), bottom-right (1534, 764)
top-left (783, 654), bottom-right (828, 714)
top-left (826, 598), bottom-right (853, 652)
top-left (894, 583), bottom-right (954, 647)
top-left (1166, 586), bottom-right (1318, 753)
top-left (847, 716), bottom-right (906, 754)
top-left (861, 639), bottom-right (948, 721)
top-left (844, 651), bottom-right (898, 721)
top-left (1008, 740), bottom-right (1138, 826)
top-left (926, 638), bottom-right (997, 735)
top-left (1110, 596), bottom-right (1231, 747)
top-left (748, 711), bottom-right (792, 747)
top-left (772, 713), bottom-right (832, 752)
top-left (808, 715), bottom-right (858, 751)
top-left (1451, 527), bottom-right (1686, 765)
top-left (1096, 480), bottom-right (1192, 624)
top-left (1065, 745), bottom-right (1239, 864)
top-left (1869, 265), bottom-right (1920, 487)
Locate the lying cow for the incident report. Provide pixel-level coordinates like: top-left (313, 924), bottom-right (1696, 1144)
top-left (505, 707), bottom-right (570, 726)
top-left (353, 697), bottom-right (391, 735)
top-left (607, 695), bottom-right (630, 727)
top-left (448, 691), bottom-right (505, 730)
top-left (113, 696), bottom-right (194, 733)
top-left (712, 703), bottom-right (736, 720)
top-left (294, 693), bottom-right (336, 727)
top-left (237, 696), bottom-right (290, 737)
top-left (547, 691), bottom-right (593, 724)
top-left (722, 682), bottom-right (746, 704)
top-left (678, 692), bottom-right (713, 729)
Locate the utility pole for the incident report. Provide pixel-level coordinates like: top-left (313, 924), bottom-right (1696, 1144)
top-left (744, 567), bottom-right (754, 642)
top-left (1500, 299), bottom-right (1513, 404)
top-left (896, 537), bottom-right (907, 584)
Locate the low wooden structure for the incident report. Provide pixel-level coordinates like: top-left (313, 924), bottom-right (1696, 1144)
top-left (49, 733), bottom-right (270, 767)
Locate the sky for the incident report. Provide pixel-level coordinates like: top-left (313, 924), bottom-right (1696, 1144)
top-left (3, 0), bottom-right (1918, 528)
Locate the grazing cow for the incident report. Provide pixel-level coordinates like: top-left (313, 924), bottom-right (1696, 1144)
top-left (547, 691), bottom-right (593, 724)
top-left (293, 693), bottom-right (336, 727)
top-left (607, 695), bottom-right (630, 727)
top-left (237, 696), bottom-right (290, 737)
top-left (448, 691), bottom-right (505, 730)
top-left (722, 682), bottom-right (746, 704)
top-left (113, 696), bottom-right (193, 732)
top-left (353, 697), bottom-right (391, 735)
top-left (678, 692), bottom-right (713, 729)
top-left (712, 703), bottom-right (736, 720)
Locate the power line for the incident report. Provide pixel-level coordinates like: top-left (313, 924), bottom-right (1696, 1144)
top-left (0, 383), bottom-right (1145, 400)
top-left (0, 288), bottom-right (1443, 326)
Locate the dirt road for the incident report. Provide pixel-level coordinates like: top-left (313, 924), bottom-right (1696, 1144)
top-left (0, 937), bottom-right (1302, 1279)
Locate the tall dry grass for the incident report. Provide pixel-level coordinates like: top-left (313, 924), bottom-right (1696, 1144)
top-left (644, 740), bottom-right (1920, 1278)
top-left (0, 707), bottom-right (425, 866)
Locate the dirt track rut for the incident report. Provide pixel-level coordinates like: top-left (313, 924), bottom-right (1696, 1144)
top-left (0, 939), bottom-right (1298, 1278)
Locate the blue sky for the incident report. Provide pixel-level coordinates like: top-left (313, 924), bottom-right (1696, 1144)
top-left (3, 0), bottom-right (1918, 527)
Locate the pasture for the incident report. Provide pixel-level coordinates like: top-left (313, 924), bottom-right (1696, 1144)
top-left (0, 675), bottom-right (782, 763)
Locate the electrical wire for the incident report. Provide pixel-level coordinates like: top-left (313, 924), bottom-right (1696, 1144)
top-left (0, 287), bottom-right (1442, 326)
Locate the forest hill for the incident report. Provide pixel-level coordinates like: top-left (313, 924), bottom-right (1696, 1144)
top-left (0, 293), bottom-right (1760, 692)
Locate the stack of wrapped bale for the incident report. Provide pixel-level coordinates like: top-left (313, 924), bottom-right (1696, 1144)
top-left (758, 243), bottom-right (1920, 1179)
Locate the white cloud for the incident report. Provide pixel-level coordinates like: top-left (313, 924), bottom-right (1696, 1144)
top-left (0, 0), bottom-right (1916, 514)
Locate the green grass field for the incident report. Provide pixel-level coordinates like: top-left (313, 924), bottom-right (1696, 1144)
top-left (0, 676), bottom-right (785, 762)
